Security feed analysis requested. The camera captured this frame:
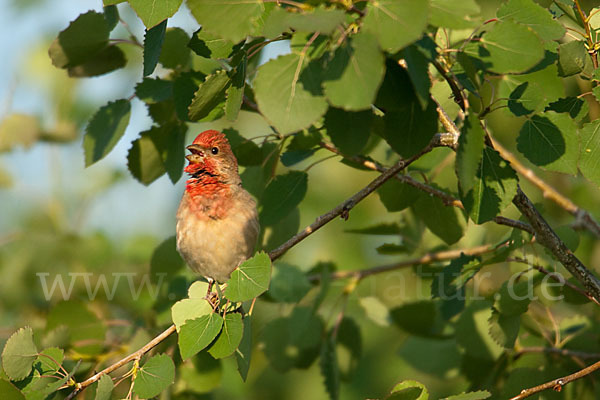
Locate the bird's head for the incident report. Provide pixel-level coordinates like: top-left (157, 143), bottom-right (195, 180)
top-left (184, 130), bottom-right (239, 185)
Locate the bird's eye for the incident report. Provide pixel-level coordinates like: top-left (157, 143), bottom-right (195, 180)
top-left (211, 147), bottom-right (219, 155)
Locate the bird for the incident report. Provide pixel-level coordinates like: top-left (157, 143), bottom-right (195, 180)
top-left (176, 130), bottom-right (260, 295)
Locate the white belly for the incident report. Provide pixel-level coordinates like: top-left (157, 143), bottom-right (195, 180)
top-left (176, 191), bottom-right (259, 282)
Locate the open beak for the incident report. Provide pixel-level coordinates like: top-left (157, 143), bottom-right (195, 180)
top-left (186, 144), bottom-right (204, 163)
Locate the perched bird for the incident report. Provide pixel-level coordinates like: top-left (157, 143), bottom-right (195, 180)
top-left (176, 130), bottom-right (260, 292)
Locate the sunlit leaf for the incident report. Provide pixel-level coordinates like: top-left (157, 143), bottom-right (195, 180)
top-left (128, 0), bottom-right (183, 29)
top-left (225, 252), bottom-right (271, 302)
top-left (178, 313), bottom-right (224, 360)
top-left (1, 327), bottom-right (38, 381)
top-left (133, 354), bottom-right (175, 398)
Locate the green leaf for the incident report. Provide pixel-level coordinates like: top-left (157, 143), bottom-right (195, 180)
top-left (377, 178), bottom-right (421, 212)
top-left (269, 263), bottom-right (311, 303)
top-left (460, 147), bottom-right (518, 224)
top-left (265, 208), bottom-right (300, 251)
top-left (36, 347), bottom-right (64, 376)
top-left (235, 317), bottom-right (252, 381)
top-left (188, 28), bottom-right (234, 58)
top-left (431, 255), bottom-right (481, 299)
top-left (390, 301), bottom-right (443, 338)
top-left (48, 11), bottom-right (110, 68)
top-left (223, 128), bottom-right (262, 166)
top-left (225, 54), bottom-right (247, 121)
top-left (83, 99), bottom-right (131, 166)
top-left (103, 5), bottom-right (119, 31)
top-left (505, 81), bottom-right (546, 116)
top-left (280, 149), bottom-right (317, 166)
top-left (456, 114), bottom-right (485, 193)
top-left (323, 33), bottom-right (385, 111)
top-left (1, 327), bottom-right (38, 381)
top-left (375, 60), bottom-right (438, 158)
top-left (159, 28), bottom-right (190, 69)
top-left (363, 0), bottom-right (428, 53)
top-left (488, 310), bottom-right (520, 348)
top-left (359, 296), bottom-right (390, 327)
top-left (320, 334), bottom-right (340, 400)
top-left (494, 280), bottom-right (531, 316)
top-left (442, 391), bottom-right (491, 400)
top-left (143, 20), bottom-right (167, 76)
top-left (187, 0), bottom-right (265, 42)
top-left (208, 313), bottom-right (244, 359)
top-left (135, 78), bottom-right (173, 104)
top-left (430, 0), bottom-right (480, 29)
top-left (173, 71), bottom-right (206, 121)
top-left (254, 53), bottom-right (328, 134)
top-left (177, 352), bottom-right (222, 393)
top-left (579, 120), bottom-right (600, 187)
top-left (324, 108), bottom-right (372, 156)
top-left (171, 282), bottom-right (213, 331)
top-left (455, 301), bottom-right (503, 360)
top-left (0, 380), bottom-right (25, 400)
top-left (557, 40), bottom-right (590, 77)
top-left (178, 313), bottom-right (224, 360)
top-left (95, 374), bottom-right (114, 400)
top-left (259, 171), bottom-right (308, 226)
top-left (263, 6), bottom-right (346, 38)
top-left (67, 45), bottom-right (127, 77)
top-left (401, 44), bottom-right (432, 109)
top-left (388, 380), bottom-right (429, 400)
top-left (412, 188), bottom-right (464, 245)
top-left (128, 0), bottom-right (183, 28)
top-left (497, 0), bottom-right (565, 40)
top-left (346, 223), bottom-right (402, 235)
top-left (225, 252), bottom-right (272, 302)
top-left (46, 301), bottom-right (106, 355)
top-left (133, 354), bottom-right (175, 398)
top-left (478, 21), bottom-right (544, 74)
top-left (188, 70), bottom-right (230, 121)
top-left (517, 111), bottom-right (578, 175)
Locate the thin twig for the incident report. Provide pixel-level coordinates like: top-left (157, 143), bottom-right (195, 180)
top-left (431, 58), bottom-right (467, 111)
top-left (574, 0), bottom-right (599, 69)
top-left (488, 131), bottom-right (600, 239)
top-left (516, 346), bottom-right (600, 360)
top-left (509, 359), bottom-right (600, 400)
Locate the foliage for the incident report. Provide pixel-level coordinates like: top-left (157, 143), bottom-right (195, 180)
top-left (3, 0), bottom-right (600, 399)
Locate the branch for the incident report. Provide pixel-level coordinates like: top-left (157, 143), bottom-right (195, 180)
top-left (319, 142), bottom-right (535, 236)
top-left (512, 187), bottom-right (600, 302)
top-left (309, 242), bottom-right (505, 281)
top-left (488, 135), bottom-right (600, 239)
top-left (509, 359), bottom-right (600, 400)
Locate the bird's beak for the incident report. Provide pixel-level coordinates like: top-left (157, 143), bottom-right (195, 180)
top-left (186, 144), bottom-right (204, 163)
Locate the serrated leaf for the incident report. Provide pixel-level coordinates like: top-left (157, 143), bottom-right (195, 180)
top-left (187, 0), bottom-right (265, 42)
top-left (136, 78), bottom-right (173, 104)
top-left (517, 111), bottom-right (578, 175)
top-left (557, 40), bottom-right (590, 77)
top-left (263, 6), bottom-right (346, 38)
top-left (188, 70), bottom-right (230, 121)
top-left (235, 317), bottom-right (252, 381)
top-left (67, 45), bottom-right (127, 77)
top-left (48, 11), bottom-right (110, 68)
top-left (320, 335), bottom-right (340, 400)
top-left (188, 28), bottom-right (234, 58)
top-left (412, 188), bottom-right (464, 245)
top-left (388, 380), bottom-right (429, 400)
top-left (128, 0), bottom-right (183, 29)
top-left (254, 53), bottom-right (328, 134)
top-left (1, 327), bottom-right (38, 381)
top-left (442, 390), bottom-right (491, 400)
top-left (460, 147), bottom-right (518, 224)
top-left (456, 114), bottom-right (485, 193)
top-left (103, 5), bottom-right (119, 31)
top-left (225, 55), bottom-right (246, 121)
top-left (430, 0), bottom-right (480, 29)
top-left (178, 313), bottom-right (224, 360)
top-left (173, 71), bottom-right (206, 121)
top-left (497, 0), bottom-right (565, 40)
top-left (171, 282), bottom-right (213, 331)
top-left (478, 21), bottom-right (544, 74)
top-left (159, 28), bottom-right (190, 69)
top-left (225, 252), bottom-right (271, 302)
top-left (143, 19), bottom-right (167, 76)
top-left (579, 120), bottom-right (600, 187)
top-left (208, 313), bottom-right (244, 359)
top-left (401, 44), bottom-right (432, 109)
top-left (431, 255), bottom-right (481, 299)
top-left (95, 374), bottom-right (114, 400)
top-left (455, 301), bottom-right (503, 360)
top-left (269, 263), bottom-right (311, 303)
top-left (259, 171), bottom-right (308, 226)
top-left (488, 309), bottom-right (520, 348)
top-left (363, 0), bottom-right (428, 53)
top-left (324, 108), bottom-right (372, 156)
top-left (494, 280), bottom-right (531, 316)
top-left (323, 32), bottom-right (385, 111)
top-left (83, 99), bottom-right (131, 166)
top-left (133, 354), bottom-right (175, 398)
